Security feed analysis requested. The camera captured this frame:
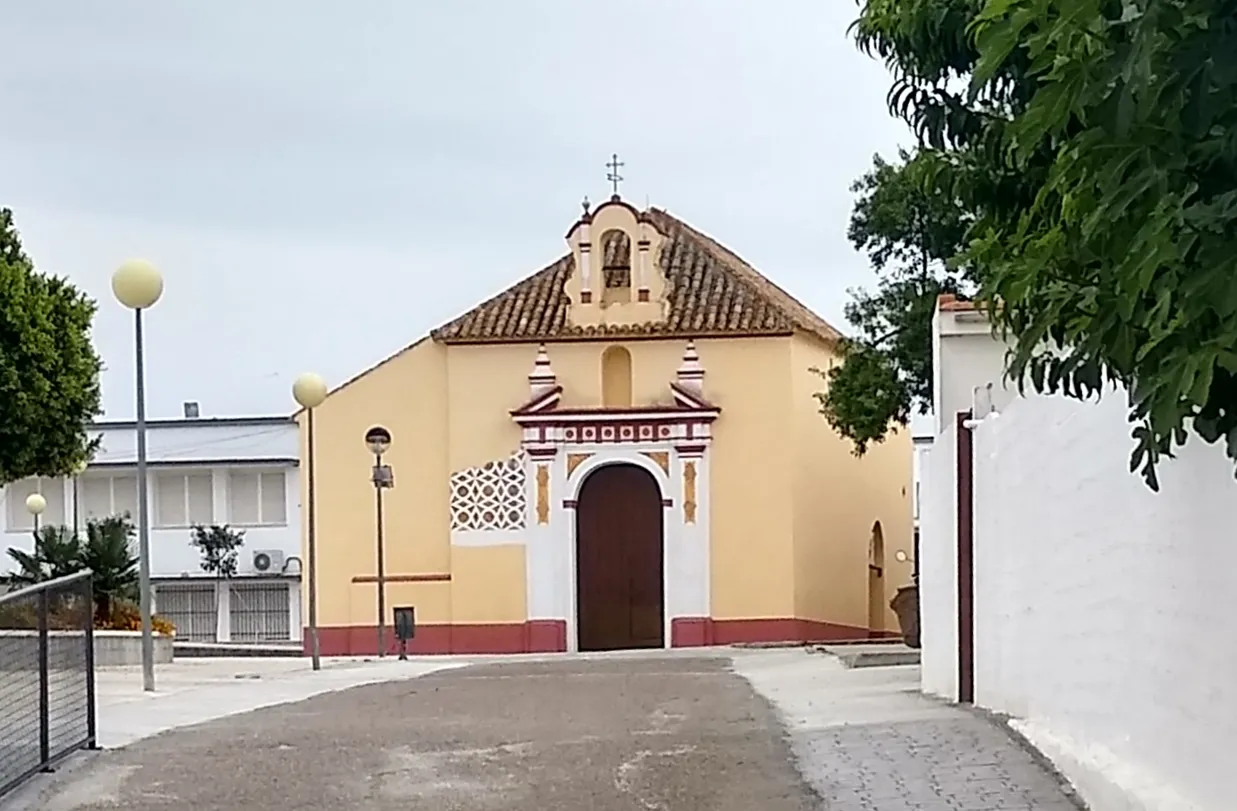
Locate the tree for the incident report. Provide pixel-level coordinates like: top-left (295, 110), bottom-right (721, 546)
top-left (0, 208), bottom-right (103, 483)
top-left (852, 0), bottom-right (1237, 489)
top-left (815, 149), bottom-right (971, 454)
top-left (80, 515), bottom-right (139, 623)
top-left (190, 524), bottom-right (246, 578)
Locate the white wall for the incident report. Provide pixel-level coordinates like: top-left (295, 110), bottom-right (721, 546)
top-left (90, 418), bottom-right (297, 464)
top-left (922, 384), bottom-right (1236, 811)
top-left (931, 306), bottom-right (1017, 435)
top-left (918, 423), bottom-right (958, 700)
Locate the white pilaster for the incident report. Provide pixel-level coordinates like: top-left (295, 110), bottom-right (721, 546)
top-left (215, 580), bottom-right (231, 642)
top-left (525, 451), bottom-right (564, 624)
top-left (288, 580), bottom-right (303, 641)
top-left (211, 465), bottom-right (228, 525)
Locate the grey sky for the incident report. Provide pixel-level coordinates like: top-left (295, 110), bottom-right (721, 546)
top-left (1, 1), bottom-right (910, 419)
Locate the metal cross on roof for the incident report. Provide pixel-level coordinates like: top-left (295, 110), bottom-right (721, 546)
top-left (606, 153), bottom-right (624, 196)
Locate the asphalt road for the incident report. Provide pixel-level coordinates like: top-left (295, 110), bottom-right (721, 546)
top-left (35, 655), bottom-right (817, 810)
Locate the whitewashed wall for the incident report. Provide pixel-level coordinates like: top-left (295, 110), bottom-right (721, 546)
top-left (918, 423), bottom-right (958, 700)
top-left (925, 385), bottom-right (1236, 811)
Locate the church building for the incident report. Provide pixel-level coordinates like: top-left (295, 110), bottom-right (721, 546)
top-left (299, 190), bottom-right (912, 655)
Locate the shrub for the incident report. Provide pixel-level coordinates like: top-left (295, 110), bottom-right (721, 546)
top-left (98, 599), bottom-right (176, 636)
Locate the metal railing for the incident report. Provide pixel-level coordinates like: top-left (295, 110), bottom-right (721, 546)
top-left (0, 571), bottom-right (98, 798)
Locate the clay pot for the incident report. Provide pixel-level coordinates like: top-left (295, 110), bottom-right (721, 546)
top-left (890, 585), bottom-right (920, 649)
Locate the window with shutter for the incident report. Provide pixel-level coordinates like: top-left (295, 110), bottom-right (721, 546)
top-left (228, 472), bottom-right (261, 525)
top-left (81, 477), bottom-right (113, 519)
top-left (187, 474), bottom-right (214, 524)
top-left (4, 478), bottom-right (66, 531)
top-left (113, 476), bottom-right (138, 520)
top-left (259, 472), bottom-right (287, 525)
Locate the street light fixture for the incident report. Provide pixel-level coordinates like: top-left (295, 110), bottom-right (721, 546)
top-left (25, 492), bottom-right (46, 536)
top-left (292, 372), bottom-right (328, 672)
top-left (111, 257), bottom-right (163, 694)
top-left (365, 426), bottom-right (393, 658)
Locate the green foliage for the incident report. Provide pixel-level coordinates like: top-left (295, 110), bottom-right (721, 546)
top-left (853, 0), bottom-right (1237, 489)
top-left (81, 515), bottom-right (140, 620)
top-left (190, 524), bottom-right (246, 578)
top-left (6, 525), bottom-right (83, 586)
top-left (0, 208), bottom-right (103, 484)
top-left (815, 149), bottom-right (971, 454)
top-left (4, 516), bottom-right (139, 622)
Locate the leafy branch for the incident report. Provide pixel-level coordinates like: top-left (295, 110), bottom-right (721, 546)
top-left (814, 148), bottom-right (972, 454)
top-left (853, 0), bottom-right (1237, 490)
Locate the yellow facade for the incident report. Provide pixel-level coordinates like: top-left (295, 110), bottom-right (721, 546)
top-left (298, 198), bottom-right (912, 655)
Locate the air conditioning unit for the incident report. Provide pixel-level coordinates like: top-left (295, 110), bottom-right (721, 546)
top-left (251, 549), bottom-right (285, 574)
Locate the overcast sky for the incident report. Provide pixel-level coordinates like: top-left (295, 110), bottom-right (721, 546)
top-left (1, 1), bottom-right (911, 420)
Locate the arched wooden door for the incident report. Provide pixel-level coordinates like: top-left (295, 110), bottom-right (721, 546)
top-left (575, 464), bottom-right (664, 651)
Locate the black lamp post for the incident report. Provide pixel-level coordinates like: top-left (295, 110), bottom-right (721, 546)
top-left (365, 425), bottom-right (394, 657)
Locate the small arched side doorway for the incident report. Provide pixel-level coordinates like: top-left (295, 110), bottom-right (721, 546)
top-left (575, 463), bottom-right (664, 651)
top-left (867, 521), bottom-right (886, 635)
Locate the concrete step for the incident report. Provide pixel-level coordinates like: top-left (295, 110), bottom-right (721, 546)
top-left (812, 643), bottom-right (921, 669)
top-left (174, 641), bottom-right (303, 658)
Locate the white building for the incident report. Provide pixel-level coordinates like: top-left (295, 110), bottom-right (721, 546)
top-left (918, 293), bottom-right (1233, 811)
top-left (1, 409), bottom-right (301, 645)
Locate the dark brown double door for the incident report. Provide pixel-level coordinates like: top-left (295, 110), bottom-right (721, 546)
top-left (575, 464), bottom-right (665, 651)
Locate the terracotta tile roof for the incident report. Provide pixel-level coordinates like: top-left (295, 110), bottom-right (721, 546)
top-left (430, 207), bottom-right (843, 345)
top-left (937, 293), bottom-right (976, 311)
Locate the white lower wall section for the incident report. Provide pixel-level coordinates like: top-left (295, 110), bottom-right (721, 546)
top-left (922, 386), bottom-right (1235, 811)
top-left (918, 424), bottom-right (957, 699)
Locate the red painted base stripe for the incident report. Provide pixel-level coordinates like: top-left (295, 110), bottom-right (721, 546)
top-left (303, 617), bottom-right (890, 657)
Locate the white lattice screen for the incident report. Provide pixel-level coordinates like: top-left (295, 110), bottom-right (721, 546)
top-left (449, 452), bottom-right (526, 531)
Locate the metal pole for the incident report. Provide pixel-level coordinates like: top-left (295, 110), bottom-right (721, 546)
top-left (134, 308), bottom-right (155, 693)
top-left (37, 588), bottom-right (50, 768)
top-left (307, 407), bottom-right (321, 671)
top-left (84, 574), bottom-right (98, 749)
top-left (73, 476), bottom-right (81, 540)
top-left (375, 454), bottom-right (386, 658)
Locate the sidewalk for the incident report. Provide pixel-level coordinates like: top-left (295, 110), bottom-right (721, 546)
top-left (734, 649), bottom-right (1084, 810)
top-left (93, 655), bottom-right (473, 748)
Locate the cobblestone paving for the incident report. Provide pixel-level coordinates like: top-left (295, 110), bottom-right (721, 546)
top-left (735, 649), bottom-right (1085, 811)
top-left (795, 717), bottom-right (1084, 810)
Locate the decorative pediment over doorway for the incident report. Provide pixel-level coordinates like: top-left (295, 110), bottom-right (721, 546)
top-left (509, 342), bottom-right (720, 458)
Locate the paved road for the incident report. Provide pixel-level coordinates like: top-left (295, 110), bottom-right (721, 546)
top-left (36, 655), bottom-right (815, 810)
top-left (20, 650), bottom-right (1085, 811)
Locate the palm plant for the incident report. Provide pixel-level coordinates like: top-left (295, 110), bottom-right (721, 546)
top-left (80, 515), bottom-right (139, 623)
top-left (4, 515), bottom-right (140, 624)
top-left (6, 525), bottom-right (82, 587)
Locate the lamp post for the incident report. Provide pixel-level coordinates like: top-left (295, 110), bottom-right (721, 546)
top-left (364, 426), bottom-right (393, 657)
top-left (71, 460), bottom-right (88, 540)
top-left (25, 492), bottom-right (46, 536)
top-left (111, 258), bottom-right (163, 693)
top-left (292, 373), bottom-right (328, 671)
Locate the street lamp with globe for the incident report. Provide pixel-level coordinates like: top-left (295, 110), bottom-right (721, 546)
top-left (25, 492), bottom-right (46, 535)
top-left (293, 373), bottom-right (328, 671)
top-left (111, 258), bottom-right (163, 693)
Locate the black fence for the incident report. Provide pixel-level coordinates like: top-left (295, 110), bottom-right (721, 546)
top-left (0, 571), bottom-right (98, 798)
